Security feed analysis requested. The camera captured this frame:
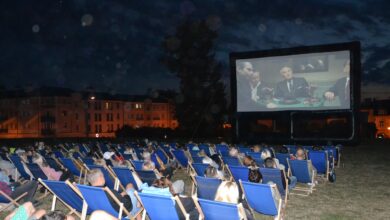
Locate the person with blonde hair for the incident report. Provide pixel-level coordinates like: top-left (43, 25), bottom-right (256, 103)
top-left (214, 181), bottom-right (240, 203)
top-left (214, 181), bottom-right (254, 220)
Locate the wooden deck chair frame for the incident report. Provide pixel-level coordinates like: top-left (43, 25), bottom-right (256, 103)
top-left (38, 179), bottom-right (84, 218)
top-left (287, 160), bottom-right (316, 196)
top-left (192, 195), bottom-right (247, 220)
top-left (239, 180), bottom-right (283, 220)
top-left (0, 190), bottom-right (28, 212)
top-left (134, 191), bottom-right (189, 220)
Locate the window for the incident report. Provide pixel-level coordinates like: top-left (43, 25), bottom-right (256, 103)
top-left (379, 120), bottom-right (385, 128)
top-left (75, 113), bottom-right (79, 120)
top-left (87, 113), bottom-right (90, 121)
top-left (62, 111), bottom-right (67, 116)
top-left (117, 103), bottom-right (120, 109)
top-left (117, 113), bottom-right (120, 120)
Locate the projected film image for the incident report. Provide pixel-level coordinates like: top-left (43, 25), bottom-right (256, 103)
top-left (236, 51), bottom-right (350, 112)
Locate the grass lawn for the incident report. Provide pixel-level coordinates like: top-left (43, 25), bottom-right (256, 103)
top-left (2, 141), bottom-right (390, 219)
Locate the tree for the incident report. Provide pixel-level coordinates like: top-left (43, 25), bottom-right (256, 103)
top-left (161, 19), bottom-right (227, 137)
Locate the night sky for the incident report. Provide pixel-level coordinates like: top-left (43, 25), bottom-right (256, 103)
top-left (1, 0), bottom-right (390, 97)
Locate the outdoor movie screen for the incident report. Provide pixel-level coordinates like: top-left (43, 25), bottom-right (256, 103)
top-left (235, 51), bottom-right (351, 112)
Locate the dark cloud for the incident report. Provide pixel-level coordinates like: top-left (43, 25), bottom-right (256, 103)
top-left (1, 0), bottom-right (390, 94)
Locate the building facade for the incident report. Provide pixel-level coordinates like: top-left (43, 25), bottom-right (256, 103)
top-left (0, 87), bottom-right (178, 139)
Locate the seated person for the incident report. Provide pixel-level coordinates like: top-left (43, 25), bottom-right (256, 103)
top-left (142, 161), bottom-right (184, 195)
top-left (261, 149), bottom-right (284, 170)
top-left (275, 66), bottom-right (310, 100)
top-left (291, 148), bottom-right (317, 183)
top-left (228, 147), bottom-right (245, 165)
top-left (252, 145), bottom-right (262, 153)
top-left (0, 172), bottom-right (38, 203)
top-left (140, 178), bottom-right (199, 220)
top-left (33, 156), bottom-right (73, 181)
top-left (204, 165), bottom-right (225, 180)
top-left (5, 202), bottom-right (46, 220)
top-left (214, 181), bottom-right (254, 220)
top-left (242, 155), bottom-right (258, 168)
top-left (264, 158), bottom-right (297, 190)
top-left (324, 60), bottom-right (350, 107)
top-left (87, 169), bottom-right (133, 213)
top-left (248, 167), bottom-right (262, 183)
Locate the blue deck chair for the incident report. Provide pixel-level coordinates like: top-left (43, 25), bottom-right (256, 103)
top-left (0, 153), bottom-right (11, 162)
top-left (54, 151), bottom-right (65, 158)
top-left (190, 163), bottom-right (209, 176)
top-left (25, 163), bottom-right (48, 180)
top-left (259, 167), bottom-right (288, 203)
top-left (78, 144), bottom-right (89, 156)
top-left (189, 150), bottom-right (199, 158)
top-left (111, 166), bottom-right (140, 191)
top-left (72, 152), bottom-right (82, 159)
top-left (308, 151), bottom-right (329, 179)
top-left (39, 179), bottom-right (93, 218)
top-left (275, 153), bottom-right (290, 172)
top-left (191, 156), bottom-right (204, 164)
top-left (133, 148), bottom-right (144, 160)
top-left (227, 165), bottom-right (249, 182)
top-left (246, 152), bottom-right (261, 160)
top-left (194, 197), bottom-right (245, 220)
top-left (136, 170), bottom-right (157, 186)
top-left (0, 189), bottom-right (28, 212)
top-left (223, 157), bottom-right (242, 166)
top-left (150, 153), bottom-right (162, 170)
top-left (198, 144), bottom-right (211, 156)
top-left (60, 158), bottom-right (84, 182)
top-left (193, 176), bottom-right (221, 200)
top-left (44, 157), bottom-right (62, 171)
top-left (86, 165), bottom-right (116, 190)
top-left (130, 160), bottom-right (144, 171)
top-left (216, 144), bottom-right (229, 157)
top-left (77, 185), bottom-right (134, 220)
top-left (287, 159), bottom-right (315, 195)
top-left (156, 148), bottom-right (169, 164)
top-left (240, 181), bottom-right (283, 220)
top-left (136, 192), bottom-right (189, 220)
top-left (9, 155), bottom-right (31, 180)
top-left (171, 150), bottom-right (189, 168)
top-left (122, 154), bottom-right (133, 161)
top-left (79, 157), bottom-right (95, 166)
top-left (238, 147), bottom-right (251, 154)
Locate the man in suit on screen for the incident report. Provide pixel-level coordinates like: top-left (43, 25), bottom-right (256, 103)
top-left (274, 66), bottom-right (310, 100)
top-left (324, 60), bottom-right (350, 108)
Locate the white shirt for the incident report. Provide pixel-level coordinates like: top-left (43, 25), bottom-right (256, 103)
top-left (250, 81), bottom-right (261, 102)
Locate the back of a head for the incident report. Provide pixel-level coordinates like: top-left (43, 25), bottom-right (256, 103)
top-left (40, 211), bottom-right (67, 220)
top-left (312, 146), bottom-right (323, 151)
top-left (205, 165), bottom-right (219, 179)
top-left (248, 168), bottom-right (262, 183)
top-left (214, 181), bottom-right (239, 204)
top-left (264, 157), bottom-right (275, 168)
top-left (261, 149), bottom-right (272, 160)
top-left (243, 155), bottom-right (255, 167)
top-left (87, 168), bottom-right (104, 186)
top-left (142, 161), bottom-right (155, 170)
top-left (229, 147), bottom-right (238, 157)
